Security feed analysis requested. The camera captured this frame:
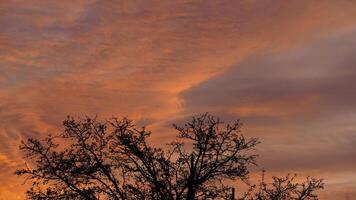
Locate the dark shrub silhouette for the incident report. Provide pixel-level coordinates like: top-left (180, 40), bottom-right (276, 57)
top-left (16, 113), bottom-right (323, 199)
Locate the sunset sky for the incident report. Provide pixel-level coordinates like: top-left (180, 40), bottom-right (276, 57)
top-left (1, 1), bottom-right (356, 199)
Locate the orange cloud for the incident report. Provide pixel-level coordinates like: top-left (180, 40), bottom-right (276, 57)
top-left (1, 0), bottom-right (356, 199)
top-left (230, 94), bottom-right (320, 118)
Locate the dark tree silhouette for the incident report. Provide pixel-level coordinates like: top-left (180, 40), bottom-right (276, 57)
top-left (16, 114), bottom-right (324, 200)
top-left (240, 171), bottom-right (324, 200)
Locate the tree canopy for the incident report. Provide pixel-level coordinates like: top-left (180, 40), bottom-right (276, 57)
top-left (16, 113), bottom-right (324, 200)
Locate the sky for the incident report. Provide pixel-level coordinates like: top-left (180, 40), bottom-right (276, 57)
top-left (0, 0), bottom-right (356, 199)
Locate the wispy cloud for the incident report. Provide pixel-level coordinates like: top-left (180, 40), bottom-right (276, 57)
top-left (1, 1), bottom-right (356, 199)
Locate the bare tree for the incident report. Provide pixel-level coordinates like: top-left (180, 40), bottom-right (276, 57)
top-left (16, 113), bottom-right (323, 200)
top-left (240, 171), bottom-right (324, 200)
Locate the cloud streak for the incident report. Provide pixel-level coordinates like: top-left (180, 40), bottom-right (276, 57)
top-left (1, 0), bottom-right (356, 199)
top-left (181, 28), bottom-right (356, 199)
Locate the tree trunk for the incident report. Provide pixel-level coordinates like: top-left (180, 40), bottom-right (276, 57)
top-left (186, 188), bottom-right (196, 200)
top-left (231, 187), bottom-right (235, 200)
top-left (186, 154), bottom-right (196, 200)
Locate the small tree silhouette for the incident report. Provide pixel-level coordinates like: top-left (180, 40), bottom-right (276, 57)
top-left (240, 171), bottom-right (324, 200)
top-left (16, 114), bottom-right (323, 200)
